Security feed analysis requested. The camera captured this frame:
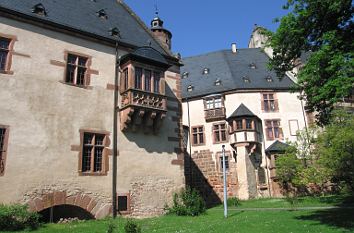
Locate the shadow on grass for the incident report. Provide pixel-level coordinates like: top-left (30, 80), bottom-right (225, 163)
top-left (296, 195), bottom-right (354, 231)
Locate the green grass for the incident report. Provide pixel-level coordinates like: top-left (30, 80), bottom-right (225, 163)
top-left (2, 195), bottom-right (353, 233)
top-left (225, 195), bottom-right (354, 209)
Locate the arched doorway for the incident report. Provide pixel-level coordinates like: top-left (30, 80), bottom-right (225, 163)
top-left (39, 205), bottom-right (94, 223)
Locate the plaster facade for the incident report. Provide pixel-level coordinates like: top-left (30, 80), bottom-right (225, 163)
top-left (182, 90), bottom-right (307, 201)
top-left (0, 13), bottom-right (184, 218)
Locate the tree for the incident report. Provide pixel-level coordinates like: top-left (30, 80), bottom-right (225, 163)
top-left (316, 110), bottom-right (354, 191)
top-left (266, 0), bottom-right (354, 125)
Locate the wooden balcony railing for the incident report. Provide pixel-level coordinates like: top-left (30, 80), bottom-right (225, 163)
top-left (204, 107), bottom-right (226, 121)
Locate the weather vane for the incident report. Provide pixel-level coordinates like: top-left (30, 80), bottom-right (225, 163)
top-left (154, 3), bottom-right (159, 17)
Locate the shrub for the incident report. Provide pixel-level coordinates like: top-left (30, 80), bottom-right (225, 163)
top-left (227, 197), bottom-right (241, 207)
top-left (106, 222), bottom-right (116, 233)
top-left (124, 219), bottom-right (141, 233)
top-left (0, 204), bottom-right (40, 231)
top-left (167, 187), bottom-right (206, 216)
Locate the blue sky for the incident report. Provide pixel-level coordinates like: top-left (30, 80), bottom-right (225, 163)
top-left (124, 0), bottom-right (288, 57)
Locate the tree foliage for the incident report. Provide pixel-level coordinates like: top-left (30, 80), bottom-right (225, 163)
top-left (276, 111), bottom-right (354, 195)
top-left (266, 0), bottom-right (354, 125)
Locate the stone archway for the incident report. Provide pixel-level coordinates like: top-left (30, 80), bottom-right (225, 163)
top-left (26, 191), bottom-right (111, 219)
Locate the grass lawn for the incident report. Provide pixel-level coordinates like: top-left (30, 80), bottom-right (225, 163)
top-left (2, 196), bottom-right (353, 233)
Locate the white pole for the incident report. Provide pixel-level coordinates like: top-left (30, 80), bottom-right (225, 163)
top-left (222, 145), bottom-right (228, 218)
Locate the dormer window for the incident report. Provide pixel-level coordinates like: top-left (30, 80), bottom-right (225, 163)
top-left (32, 3), bottom-right (47, 16)
top-left (215, 79), bottom-right (222, 86)
top-left (96, 9), bottom-right (108, 19)
top-left (249, 63), bottom-right (257, 69)
top-left (187, 85), bottom-right (194, 92)
top-left (202, 68), bottom-right (209, 75)
top-left (266, 75), bottom-right (273, 82)
top-left (182, 72), bottom-right (189, 79)
top-left (243, 76), bottom-right (251, 83)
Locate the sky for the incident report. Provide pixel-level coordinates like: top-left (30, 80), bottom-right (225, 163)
top-left (124, 0), bottom-right (289, 58)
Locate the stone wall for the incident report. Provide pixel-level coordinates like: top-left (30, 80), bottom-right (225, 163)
top-left (185, 149), bottom-right (238, 206)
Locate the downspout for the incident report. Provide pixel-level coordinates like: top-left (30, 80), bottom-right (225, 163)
top-left (186, 97), bottom-right (193, 187)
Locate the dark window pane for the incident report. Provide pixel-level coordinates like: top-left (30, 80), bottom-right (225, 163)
top-left (0, 51), bottom-right (8, 71)
top-left (135, 68), bottom-right (142, 89)
top-left (82, 146), bottom-right (92, 172)
top-left (65, 64), bottom-right (75, 83)
top-left (0, 38), bottom-right (10, 49)
top-left (144, 70), bottom-right (151, 92)
top-left (94, 147), bottom-right (103, 172)
top-left (236, 120), bottom-right (243, 129)
top-left (118, 196), bottom-right (128, 211)
top-left (246, 120), bottom-right (252, 129)
top-left (193, 134), bottom-right (198, 144)
top-left (199, 133), bottom-right (204, 144)
top-left (76, 67), bottom-right (86, 85)
top-left (0, 128), bottom-right (5, 152)
top-left (84, 133), bottom-right (94, 145)
top-left (221, 131), bottom-right (226, 141)
top-left (153, 72), bottom-right (160, 93)
top-left (123, 69), bottom-right (129, 90)
top-left (67, 54), bottom-right (77, 65)
top-left (95, 134), bottom-right (105, 146)
top-left (78, 57), bottom-right (87, 67)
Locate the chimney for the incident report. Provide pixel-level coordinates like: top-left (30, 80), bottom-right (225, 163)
top-left (231, 43), bottom-right (237, 54)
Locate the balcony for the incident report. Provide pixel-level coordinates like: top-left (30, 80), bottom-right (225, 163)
top-left (204, 107), bottom-right (226, 122)
top-left (120, 89), bottom-right (167, 133)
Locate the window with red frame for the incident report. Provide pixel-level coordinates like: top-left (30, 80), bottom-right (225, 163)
top-left (265, 120), bottom-right (283, 140)
top-left (65, 54), bottom-right (88, 86)
top-left (213, 123), bottom-right (227, 143)
top-left (0, 37), bottom-right (11, 72)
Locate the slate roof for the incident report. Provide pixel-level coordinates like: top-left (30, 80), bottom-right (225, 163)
top-left (181, 48), bottom-right (296, 99)
top-left (227, 103), bottom-right (257, 119)
top-left (265, 140), bottom-right (290, 154)
top-left (121, 46), bottom-right (170, 68)
top-left (0, 0), bottom-right (168, 55)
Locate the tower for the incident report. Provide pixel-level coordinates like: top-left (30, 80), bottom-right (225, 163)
top-left (150, 11), bottom-right (172, 50)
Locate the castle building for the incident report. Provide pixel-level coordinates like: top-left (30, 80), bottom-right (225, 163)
top-left (181, 33), bottom-right (309, 203)
top-left (0, 0), bottom-right (184, 219)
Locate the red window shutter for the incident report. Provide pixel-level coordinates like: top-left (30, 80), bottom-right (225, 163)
top-left (261, 94), bottom-right (265, 110)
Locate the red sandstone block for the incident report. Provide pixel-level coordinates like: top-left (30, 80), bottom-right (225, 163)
top-left (80, 195), bottom-right (91, 209)
top-left (42, 193), bottom-right (54, 209)
top-left (33, 197), bottom-right (44, 211)
top-left (87, 199), bottom-right (97, 212)
top-left (27, 200), bottom-right (36, 212)
top-left (66, 195), bottom-right (77, 205)
top-left (95, 204), bottom-right (111, 219)
top-left (54, 191), bottom-right (66, 206)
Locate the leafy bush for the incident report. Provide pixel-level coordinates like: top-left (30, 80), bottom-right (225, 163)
top-left (0, 204), bottom-right (40, 231)
top-left (106, 222), bottom-right (117, 233)
top-left (124, 219), bottom-right (141, 233)
top-left (167, 187), bottom-right (206, 216)
top-left (227, 197), bottom-right (241, 207)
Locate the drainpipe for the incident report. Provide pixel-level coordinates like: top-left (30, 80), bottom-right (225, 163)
top-left (110, 28), bottom-right (121, 218)
top-left (186, 97), bottom-right (193, 187)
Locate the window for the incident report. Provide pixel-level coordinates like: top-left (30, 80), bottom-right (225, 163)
top-left (205, 96), bottom-right (223, 110)
top-left (134, 67), bottom-right (142, 89)
top-left (144, 70), bottom-right (151, 92)
top-left (117, 195), bottom-right (130, 213)
top-left (213, 123), bottom-right (227, 143)
top-left (122, 68), bottom-right (129, 90)
top-left (0, 37), bottom-right (11, 72)
top-left (262, 93), bottom-right (278, 112)
top-left (236, 120), bottom-right (243, 130)
top-left (265, 120), bottom-right (283, 140)
top-left (80, 132), bottom-right (108, 174)
top-left (191, 126), bottom-right (204, 146)
top-left (153, 71), bottom-right (160, 93)
top-left (258, 168), bottom-right (266, 185)
top-left (246, 119), bottom-right (253, 129)
top-left (0, 126), bottom-right (9, 176)
top-left (235, 119), bottom-right (254, 130)
top-left (65, 54), bottom-right (88, 86)
top-left (220, 155), bottom-right (229, 172)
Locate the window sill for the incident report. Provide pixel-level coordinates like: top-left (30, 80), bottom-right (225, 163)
top-left (213, 140), bottom-right (228, 145)
top-left (191, 143), bottom-right (205, 147)
top-left (79, 171), bottom-right (107, 176)
top-left (59, 80), bottom-right (93, 90)
top-left (262, 110), bottom-right (279, 113)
